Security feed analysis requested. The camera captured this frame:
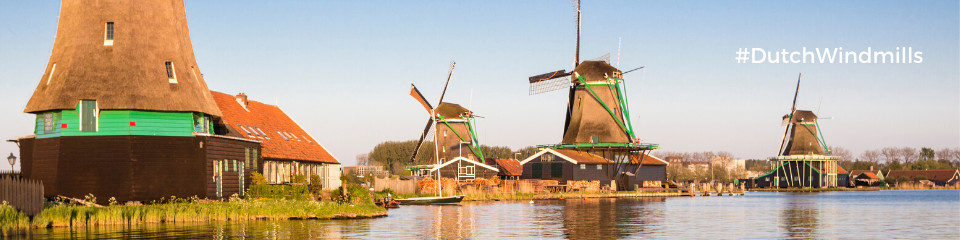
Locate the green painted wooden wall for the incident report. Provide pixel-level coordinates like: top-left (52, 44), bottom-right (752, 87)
top-left (35, 109), bottom-right (208, 138)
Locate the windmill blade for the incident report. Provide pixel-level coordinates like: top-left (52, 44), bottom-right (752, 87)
top-left (574, 0), bottom-right (581, 67)
top-left (528, 70), bottom-right (572, 95)
top-left (777, 73), bottom-right (802, 156)
top-left (410, 118), bottom-right (435, 163)
top-left (436, 61), bottom-right (456, 105)
top-left (588, 53), bottom-right (610, 64)
top-left (409, 84), bottom-right (433, 114)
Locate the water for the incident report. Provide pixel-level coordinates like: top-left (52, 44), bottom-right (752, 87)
top-left (26, 190), bottom-right (960, 239)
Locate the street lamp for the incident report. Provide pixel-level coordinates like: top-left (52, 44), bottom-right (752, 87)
top-left (7, 153), bottom-right (16, 171)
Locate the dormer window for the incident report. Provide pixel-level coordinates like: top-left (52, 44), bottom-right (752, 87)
top-left (104, 22), bottom-right (114, 46)
top-left (165, 62), bottom-right (177, 83)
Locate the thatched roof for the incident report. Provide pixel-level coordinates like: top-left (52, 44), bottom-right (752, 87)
top-left (783, 110), bottom-right (824, 155)
top-left (436, 102), bottom-right (471, 119)
top-left (572, 61), bottom-right (622, 84)
top-left (24, 0), bottom-right (221, 116)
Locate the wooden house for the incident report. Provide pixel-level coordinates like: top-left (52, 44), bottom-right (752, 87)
top-left (17, 0), bottom-right (257, 203)
top-left (886, 169), bottom-right (960, 186)
top-left (849, 168), bottom-right (885, 187)
top-left (428, 157), bottom-right (498, 182)
top-left (488, 158), bottom-right (523, 180)
top-left (519, 149), bottom-right (667, 190)
top-left (210, 91), bottom-right (341, 189)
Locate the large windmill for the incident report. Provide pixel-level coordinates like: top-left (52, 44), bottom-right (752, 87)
top-left (767, 74), bottom-right (842, 188)
top-left (521, 0), bottom-right (661, 190)
top-left (409, 61), bottom-right (486, 166)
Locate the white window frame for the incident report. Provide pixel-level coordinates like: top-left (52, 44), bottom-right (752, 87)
top-left (596, 164), bottom-right (602, 170)
top-left (165, 61), bottom-right (177, 83)
top-left (580, 164), bottom-right (586, 170)
top-left (46, 64), bottom-right (56, 85)
top-left (78, 100), bottom-right (99, 132)
top-left (104, 22), bottom-right (114, 46)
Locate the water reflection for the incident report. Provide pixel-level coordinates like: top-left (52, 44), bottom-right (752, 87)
top-left (779, 194), bottom-right (820, 239)
top-left (24, 191), bottom-right (960, 239)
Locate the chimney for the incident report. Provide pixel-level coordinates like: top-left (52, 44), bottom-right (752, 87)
top-left (870, 165), bottom-right (874, 171)
top-left (236, 93), bottom-right (248, 108)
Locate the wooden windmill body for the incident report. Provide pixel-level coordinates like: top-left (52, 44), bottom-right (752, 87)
top-left (766, 74), bottom-right (842, 188)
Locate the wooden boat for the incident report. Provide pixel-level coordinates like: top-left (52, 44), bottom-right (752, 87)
top-left (395, 195), bottom-right (464, 205)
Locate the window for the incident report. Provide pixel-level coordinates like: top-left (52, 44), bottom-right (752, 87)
top-left (43, 113), bottom-right (54, 134)
top-left (165, 62), bottom-right (177, 83)
top-left (46, 64), bottom-right (56, 85)
top-left (252, 149), bottom-right (258, 170)
top-left (238, 124), bottom-right (253, 137)
top-left (580, 164), bottom-right (586, 170)
top-left (104, 22), bottom-right (114, 45)
top-left (79, 100), bottom-right (98, 132)
top-left (277, 131), bottom-right (289, 141)
top-left (247, 125), bottom-right (262, 138)
top-left (596, 164), bottom-right (602, 170)
top-left (253, 126), bottom-right (269, 138)
top-left (551, 163), bottom-right (563, 178)
top-left (244, 148), bottom-right (250, 169)
top-left (531, 163), bottom-right (542, 178)
top-left (542, 154), bottom-right (554, 162)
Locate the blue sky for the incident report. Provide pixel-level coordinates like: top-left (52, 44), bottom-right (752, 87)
top-left (1, 1), bottom-right (957, 168)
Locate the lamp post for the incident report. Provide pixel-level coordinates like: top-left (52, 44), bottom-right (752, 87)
top-left (7, 153), bottom-right (16, 171)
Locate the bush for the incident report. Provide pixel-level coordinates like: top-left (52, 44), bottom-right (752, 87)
top-left (247, 184), bottom-right (310, 200)
top-left (250, 172), bottom-right (267, 185)
top-left (292, 174), bottom-right (307, 184)
top-left (331, 185), bottom-right (374, 205)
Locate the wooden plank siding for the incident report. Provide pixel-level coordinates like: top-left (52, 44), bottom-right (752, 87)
top-left (18, 135), bottom-right (258, 204)
top-left (202, 136), bottom-right (260, 200)
top-left (436, 161), bottom-right (498, 182)
top-left (35, 110), bottom-right (201, 139)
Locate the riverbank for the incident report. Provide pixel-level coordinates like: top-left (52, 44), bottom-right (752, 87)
top-left (0, 198), bottom-right (386, 235)
top-left (749, 186), bottom-right (959, 192)
top-left (390, 190), bottom-right (698, 202)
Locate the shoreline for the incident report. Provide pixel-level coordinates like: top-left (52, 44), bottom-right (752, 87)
top-left (0, 198), bottom-right (387, 235)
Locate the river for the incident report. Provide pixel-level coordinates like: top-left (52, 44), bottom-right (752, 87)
top-left (26, 190), bottom-right (960, 239)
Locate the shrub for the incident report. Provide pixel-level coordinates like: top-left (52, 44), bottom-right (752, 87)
top-left (308, 174), bottom-right (323, 195)
top-left (250, 172), bottom-right (267, 185)
top-left (292, 174), bottom-right (307, 184)
top-left (247, 184), bottom-right (310, 200)
top-left (331, 185), bottom-right (374, 205)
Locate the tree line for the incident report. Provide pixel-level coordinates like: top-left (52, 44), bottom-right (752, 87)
top-left (358, 140), bottom-right (540, 175)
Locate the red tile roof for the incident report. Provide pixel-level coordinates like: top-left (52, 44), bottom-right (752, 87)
top-left (850, 170), bottom-right (881, 178)
top-left (210, 91), bottom-right (338, 164)
top-left (859, 172), bottom-right (880, 180)
top-left (491, 159), bottom-right (522, 176)
top-left (630, 152), bottom-right (668, 165)
top-left (887, 169), bottom-right (960, 182)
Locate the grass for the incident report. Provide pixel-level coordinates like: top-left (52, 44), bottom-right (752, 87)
top-left (0, 198), bottom-right (386, 236)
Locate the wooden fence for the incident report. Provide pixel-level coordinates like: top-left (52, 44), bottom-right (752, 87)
top-left (373, 177), bottom-right (418, 194)
top-left (0, 176), bottom-right (44, 216)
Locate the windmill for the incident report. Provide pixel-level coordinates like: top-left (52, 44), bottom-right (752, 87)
top-left (771, 73), bottom-right (841, 188)
top-left (409, 61), bottom-right (486, 166)
top-left (525, 0), bottom-right (658, 190)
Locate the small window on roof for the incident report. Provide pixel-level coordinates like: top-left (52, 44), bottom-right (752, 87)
top-left (277, 131), bottom-right (289, 141)
top-left (238, 124), bottom-right (253, 137)
top-left (165, 62), bottom-right (177, 83)
top-left (254, 126), bottom-right (269, 138)
top-left (104, 22), bottom-right (114, 45)
top-left (302, 135), bottom-right (311, 143)
top-left (246, 125), bottom-right (262, 138)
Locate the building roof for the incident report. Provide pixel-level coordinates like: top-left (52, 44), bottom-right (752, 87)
top-left (430, 157), bottom-right (498, 172)
top-left (435, 102), bottom-right (472, 120)
top-left (25, 0), bottom-right (221, 116)
top-left (856, 172), bottom-right (880, 180)
top-left (782, 110), bottom-right (824, 156)
top-left (210, 91), bottom-right (338, 164)
top-left (490, 158), bottom-right (522, 176)
top-left (886, 169), bottom-right (960, 182)
top-left (849, 170), bottom-right (882, 178)
top-left (553, 149), bottom-right (613, 164)
top-left (630, 152), bottom-right (668, 165)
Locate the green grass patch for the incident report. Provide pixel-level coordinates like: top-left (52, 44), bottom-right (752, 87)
top-left (0, 198), bottom-right (385, 236)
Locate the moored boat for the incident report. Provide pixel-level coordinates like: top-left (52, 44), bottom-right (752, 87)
top-left (395, 195), bottom-right (464, 205)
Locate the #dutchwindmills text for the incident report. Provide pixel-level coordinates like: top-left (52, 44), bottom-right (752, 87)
top-left (761, 74), bottom-right (844, 188)
top-left (519, 0), bottom-right (668, 191)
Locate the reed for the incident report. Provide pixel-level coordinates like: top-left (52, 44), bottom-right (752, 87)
top-left (0, 198), bottom-right (386, 235)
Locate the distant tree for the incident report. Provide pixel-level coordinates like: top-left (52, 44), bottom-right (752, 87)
top-left (829, 146), bottom-right (853, 161)
top-left (911, 159), bottom-right (939, 170)
top-left (367, 140), bottom-right (435, 175)
top-left (849, 161), bottom-right (875, 171)
top-left (356, 153), bottom-right (369, 166)
top-left (860, 150), bottom-right (882, 163)
top-left (744, 159), bottom-right (772, 172)
top-left (479, 145), bottom-right (513, 159)
top-left (515, 146), bottom-right (540, 160)
top-left (919, 147), bottom-right (935, 161)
